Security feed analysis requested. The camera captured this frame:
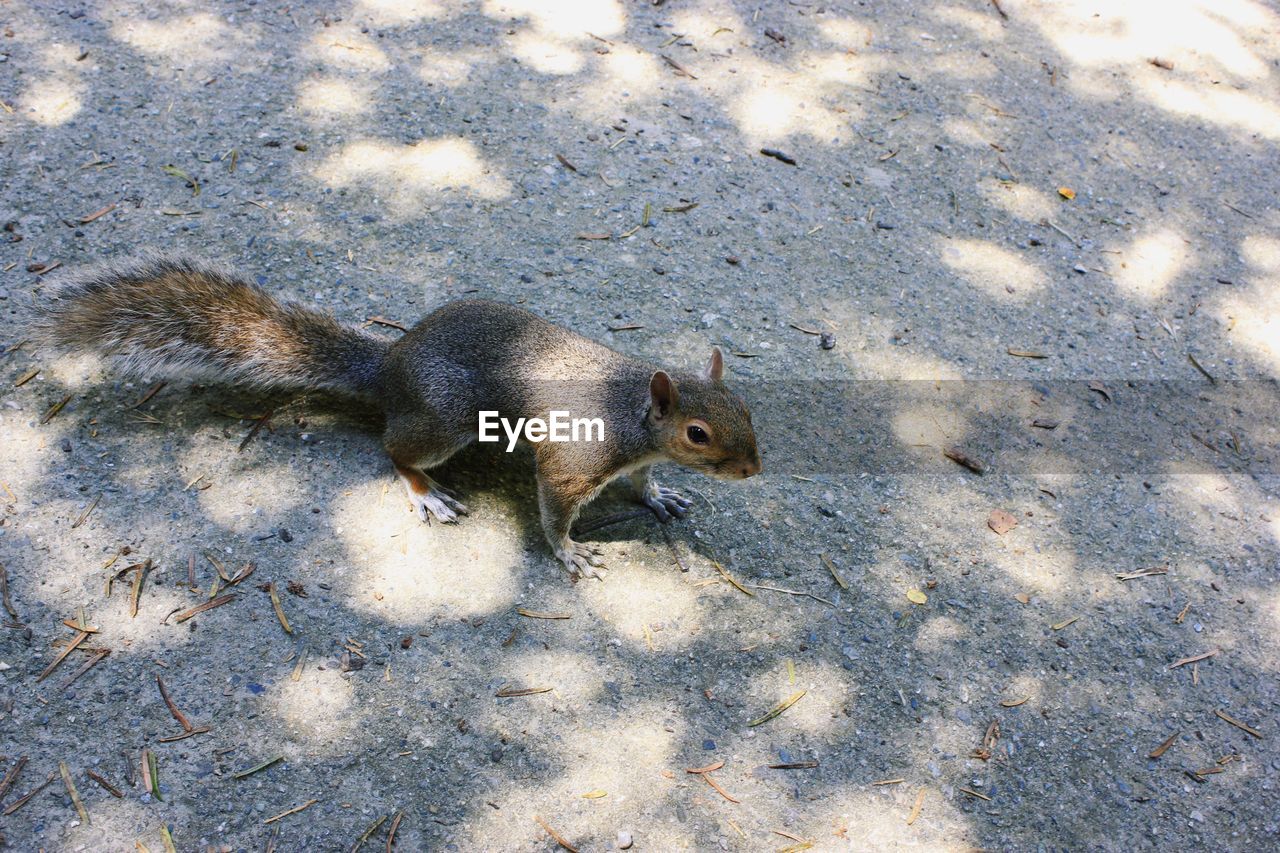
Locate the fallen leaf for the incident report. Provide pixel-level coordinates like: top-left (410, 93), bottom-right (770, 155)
top-left (1058, 186), bottom-right (1076, 200)
top-left (988, 509), bottom-right (1018, 535)
top-left (906, 589), bottom-right (927, 605)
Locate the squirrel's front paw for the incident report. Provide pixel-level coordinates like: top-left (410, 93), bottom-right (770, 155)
top-left (640, 485), bottom-right (692, 523)
top-left (556, 540), bottom-right (607, 581)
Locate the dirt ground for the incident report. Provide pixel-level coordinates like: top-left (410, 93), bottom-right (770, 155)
top-left (2, 0), bottom-right (1279, 850)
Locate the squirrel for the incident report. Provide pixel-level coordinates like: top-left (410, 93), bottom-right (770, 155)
top-left (35, 255), bottom-right (762, 579)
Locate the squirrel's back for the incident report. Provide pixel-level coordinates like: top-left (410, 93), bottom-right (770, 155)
top-left (35, 255), bottom-right (388, 395)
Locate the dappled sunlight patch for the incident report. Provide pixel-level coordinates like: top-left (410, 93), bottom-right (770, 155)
top-left (310, 22), bottom-right (391, 71)
top-left (483, 0), bottom-right (626, 39)
top-left (57, 792), bottom-right (172, 850)
top-left (914, 615), bottom-right (971, 654)
top-left (733, 82), bottom-right (828, 142)
top-left (744, 660), bottom-right (849, 735)
top-left (569, 43), bottom-right (665, 119)
top-left (1156, 460), bottom-right (1244, 526)
top-left (892, 403), bottom-right (971, 454)
top-left (20, 75), bottom-right (82, 126)
top-left (1265, 589), bottom-right (1280, 664)
top-left (1139, 76), bottom-right (1280, 141)
top-left (997, 672), bottom-right (1043, 709)
top-left (1242, 235), bottom-right (1280, 271)
top-left (817, 16), bottom-right (875, 51)
top-left (331, 486), bottom-right (523, 620)
top-left (492, 648), bottom-right (610, 705)
top-left (354, 0), bottom-right (450, 26)
top-left (930, 5), bottom-right (1007, 42)
top-left (987, 543), bottom-right (1073, 596)
top-left (265, 669), bottom-right (360, 747)
top-left (718, 53), bottom-right (878, 146)
top-left (87, 583), bottom-right (202, 651)
top-left (0, 417), bottom-right (49, 503)
top-left (1034, 0), bottom-right (1280, 137)
top-left (185, 454), bottom-right (307, 531)
top-left (920, 714), bottom-right (982, 760)
top-left (111, 12), bottom-right (255, 73)
top-left (315, 137), bottom-right (512, 209)
top-left (822, 313), bottom-right (966, 380)
top-left (855, 348), bottom-right (966, 381)
top-left (1035, 0), bottom-right (1278, 79)
top-left (1179, 468), bottom-right (1242, 517)
top-left (668, 2), bottom-right (748, 43)
top-left (580, 565), bottom-right (704, 651)
top-left (509, 30), bottom-right (584, 75)
top-left (941, 116), bottom-right (996, 149)
top-left (1219, 288), bottom-right (1280, 374)
top-left (937, 237), bottom-right (1047, 301)
top-left (1109, 227), bottom-right (1190, 301)
top-left (465, 699), bottom-right (678, 842)
top-left (418, 48), bottom-right (487, 86)
top-left (978, 179), bottom-right (1055, 223)
top-left (922, 51), bottom-right (997, 83)
top-left (809, 781), bottom-right (974, 849)
top-left (297, 77), bottom-right (373, 117)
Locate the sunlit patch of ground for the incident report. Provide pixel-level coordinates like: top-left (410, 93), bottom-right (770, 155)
top-left (314, 137), bottom-right (512, 212)
top-left (1108, 228), bottom-right (1191, 301)
top-left (110, 11), bottom-right (259, 76)
top-left (309, 21), bottom-right (392, 71)
top-left (1034, 0), bottom-right (1280, 140)
top-left (1218, 235), bottom-right (1280, 376)
top-left (579, 565), bottom-right (707, 651)
top-left (353, 0), bottom-right (450, 27)
top-left (978, 179), bottom-right (1057, 223)
top-left (331, 486), bottom-right (524, 622)
top-left (937, 237), bottom-right (1048, 302)
top-left (463, 698), bottom-right (680, 845)
top-left (264, 668), bottom-right (361, 750)
top-left (297, 76), bottom-right (375, 119)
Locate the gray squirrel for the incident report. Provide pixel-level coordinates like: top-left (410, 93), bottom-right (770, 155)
top-left (35, 256), bottom-right (761, 579)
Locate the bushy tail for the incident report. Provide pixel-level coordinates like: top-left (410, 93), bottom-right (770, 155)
top-left (35, 255), bottom-right (389, 396)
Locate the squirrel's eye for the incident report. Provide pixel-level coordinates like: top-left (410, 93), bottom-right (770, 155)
top-left (686, 425), bottom-right (710, 445)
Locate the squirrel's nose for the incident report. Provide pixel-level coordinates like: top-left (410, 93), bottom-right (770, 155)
top-left (740, 458), bottom-right (762, 479)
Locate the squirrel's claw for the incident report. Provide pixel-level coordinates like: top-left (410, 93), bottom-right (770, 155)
top-left (410, 485), bottom-right (470, 523)
top-left (642, 486), bottom-right (692, 523)
top-left (557, 540), bottom-right (608, 580)
top-left (396, 466), bottom-right (469, 524)
top-left (412, 489), bottom-right (468, 522)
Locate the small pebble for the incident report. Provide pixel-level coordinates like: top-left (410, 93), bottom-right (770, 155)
top-left (616, 830), bottom-right (634, 849)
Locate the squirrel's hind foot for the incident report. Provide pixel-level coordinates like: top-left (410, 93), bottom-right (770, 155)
top-left (556, 540), bottom-right (607, 581)
top-left (413, 488), bottom-right (470, 524)
top-left (396, 464), bottom-right (469, 523)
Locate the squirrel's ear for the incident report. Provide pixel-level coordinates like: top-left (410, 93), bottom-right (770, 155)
top-left (705, 346), bottom-right (724, 382)
top-left (649, 370), bottom-right (679, 420)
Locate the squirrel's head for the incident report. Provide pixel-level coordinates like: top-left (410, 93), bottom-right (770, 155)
top-left (647, 348), bottom-right (762, 481)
